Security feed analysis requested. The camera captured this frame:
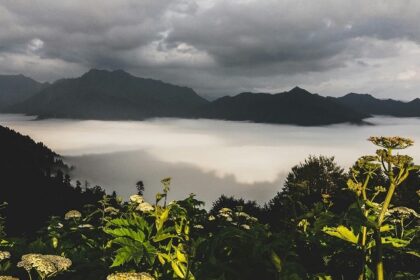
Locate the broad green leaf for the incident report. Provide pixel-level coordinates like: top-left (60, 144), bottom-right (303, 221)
top-left (153, 232), bottom-right (179, 242)
top-left (156, 208), bottom-right (170, 231)
top-left (406, 250), bottom-right (420, 258)
top-left (176, 247), bottom-right (187, 263)
top-left (323, 225), bottom-right (359, 244)
top-left (270, 251), bottom-right (282, 273)
top-left (111, 247), bottom-right (135, 267)
top-left (381, 236), bottom-right (410, 248)
top-left (104, 227), bottom-right (145, 242)
top-left (51, 237), bottom-right (58, 249)
top-left (380, 224), bottom-right (394, 232)
top-left (171, 261), bottom-right (186, 278)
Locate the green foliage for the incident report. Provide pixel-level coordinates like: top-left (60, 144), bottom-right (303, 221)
top-left (0, 136), bottom-right (418, 279)
top-left (321, 136), bottom-right (420, 279)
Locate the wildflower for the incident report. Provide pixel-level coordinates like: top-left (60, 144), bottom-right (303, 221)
top-left (208, 215), bottom-right (215, 221)
top-left (387, 207), bottom-right (420, 219)
top-left (136, 202), bottom-right (154, 212)
top-left (241, 224), bottom-right (250, 230)
top-left (194, 224), bottom-right (204, 229)
top-left (298, 219), bottom-right (310, 233)
top-left (167, 200), bottom-right (176, 206)
top-left (0, 276), bottom-right (19, 280)
top-left (368, 136), bottom-right (413, 149)
top-left (236, 212), bottom-right (251, 219)
top-left (78, 224), bottom-right (94, 229)
top-left (347, 179), bottom-right (362, 196)
top-left (130, 195), bottom-right (144, 204)
top-left (161, 177), bottom-right (171, 186)
top-left (107, 272), bottom-right (154, 280)
top-left (64, 210), bottom-right (82, 220)
top-left (104, 207), bottom-right (119, 214)
top-left (17, 254), bottom-right (71, 278)
top-left (321, 193), bottom-right (331, 204)
top-left (48, 222), bottom-right (63, 231)
top-left (249, 216), bottom-right (258, 222)
top-left (161, 177), bottom-right (171, 193)
top-left (0, 251), bottom-right (11, 261)
top-left (218, 208), bottom-right (232, 218)
top-left (219, 207), bottom-right (232, 214)
top-left (374, 186), bottom-right (386, 193)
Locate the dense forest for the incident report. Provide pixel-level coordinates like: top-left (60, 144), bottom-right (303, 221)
top-left (0, 126), bottom-right (418, 279)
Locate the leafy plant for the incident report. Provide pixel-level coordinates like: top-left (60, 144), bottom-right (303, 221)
top-left (322, 137), bottom-right (420, 280)
top-left (105, 178), bottom-right (200, 279)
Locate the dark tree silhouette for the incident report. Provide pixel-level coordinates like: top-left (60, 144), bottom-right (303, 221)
top-left (136, 180), bottom-right (145, 195)
top-left (0, 125), bottom-right (106, 235)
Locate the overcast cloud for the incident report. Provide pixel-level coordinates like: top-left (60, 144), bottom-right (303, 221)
top-left (0, 0), bottom-right (420, 99)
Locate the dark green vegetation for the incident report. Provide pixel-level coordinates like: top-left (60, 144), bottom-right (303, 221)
top-left (2, 69), bottom-right (420, 125)
top-left (0, 75), bottom-right (48, 109)
top-left (0, 127), bottom-right (418, 279)
top-left (0, 125), bottom-right (105, 235)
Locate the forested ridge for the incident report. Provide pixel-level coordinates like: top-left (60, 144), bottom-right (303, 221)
top-left (0, 127), bottom-right (418, 279)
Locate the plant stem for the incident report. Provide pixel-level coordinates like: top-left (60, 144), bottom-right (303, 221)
top-left (377, 182), bottom-right (396, 227)
top-left (374, 230), bottom-right (384, 280)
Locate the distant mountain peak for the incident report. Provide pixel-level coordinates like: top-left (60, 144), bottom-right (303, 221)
top-left (0, 74), bottom-right (46, 109)
top-left (288, 86), bottom-right (311, 94)
top-left (83, 68), bottom-right (121, 76)
top-left (344, 92), bottom-right (375, 98)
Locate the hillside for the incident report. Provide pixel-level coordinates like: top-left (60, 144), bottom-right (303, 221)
top-left (8, 69), bottom-right (209, 119)
top-left (336, 93), bottom-right (420, 117)
top-left (199, 87), bottom-right (369, 126)
top-left (0, 74), bottom-right (47, 109)
top-left (0, 125), bottom-right (105, 235)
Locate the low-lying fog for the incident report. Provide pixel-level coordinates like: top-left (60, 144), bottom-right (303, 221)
top-left (1, 114), bottom-right (420, 207)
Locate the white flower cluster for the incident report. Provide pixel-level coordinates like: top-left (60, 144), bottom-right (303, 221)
top-left (17, 254), bottom-right (72, 278)
top-left (214, 207), bottom-right (257, 230)
top-left (104, 206), bottom-right (120, 215)
top-left (0, 251), bottom-right (11, 261)
top-left (107, 272), bottom-right (154, 280)
top-left (0, 276), bottom-right (19, 280)
top-left (130, 195), bottom-right (144, 204)
top-left (136, 202), bottom-right (154, 212)
top-left (64, 210), bottom-right (82, 220)
top-left (387, 207), bottom-right (420, 219)
top-left (130, 195), bottom-right (154, 212)
top-left (78, 224), bottom-right (94, 229)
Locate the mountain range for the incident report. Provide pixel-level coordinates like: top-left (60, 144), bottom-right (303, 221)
top-left (1, 69), bottom-right (419, 126)
top-left (198, 87), bottom-right (368, 125)
top-left (335, 93), bottom-right (420, 117)
top-left (0, 74), bottom-right (48, 109)
top-left (6, 69), bottom-right (207, 120)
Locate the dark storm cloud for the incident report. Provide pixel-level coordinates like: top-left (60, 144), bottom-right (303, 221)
top-left (0, 0), bottom-right (420, 98)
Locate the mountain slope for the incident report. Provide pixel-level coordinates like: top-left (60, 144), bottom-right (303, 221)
top-left (0, 125), bottom-right (105, 235)
top-left (8, 69), bottom-right (208, 119)
top-left (0, 74), bottom-right (47, 109)
top-left (336, 93), bottom-right (420, 117)
top-left (198, 87), bottom-right (369, 126)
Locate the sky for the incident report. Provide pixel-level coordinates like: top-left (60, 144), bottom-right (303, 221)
top-left (0, 0), bottom-right (420, 100)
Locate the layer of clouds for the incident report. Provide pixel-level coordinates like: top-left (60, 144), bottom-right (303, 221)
top-left (0, 0), bottom-right (420, 99)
